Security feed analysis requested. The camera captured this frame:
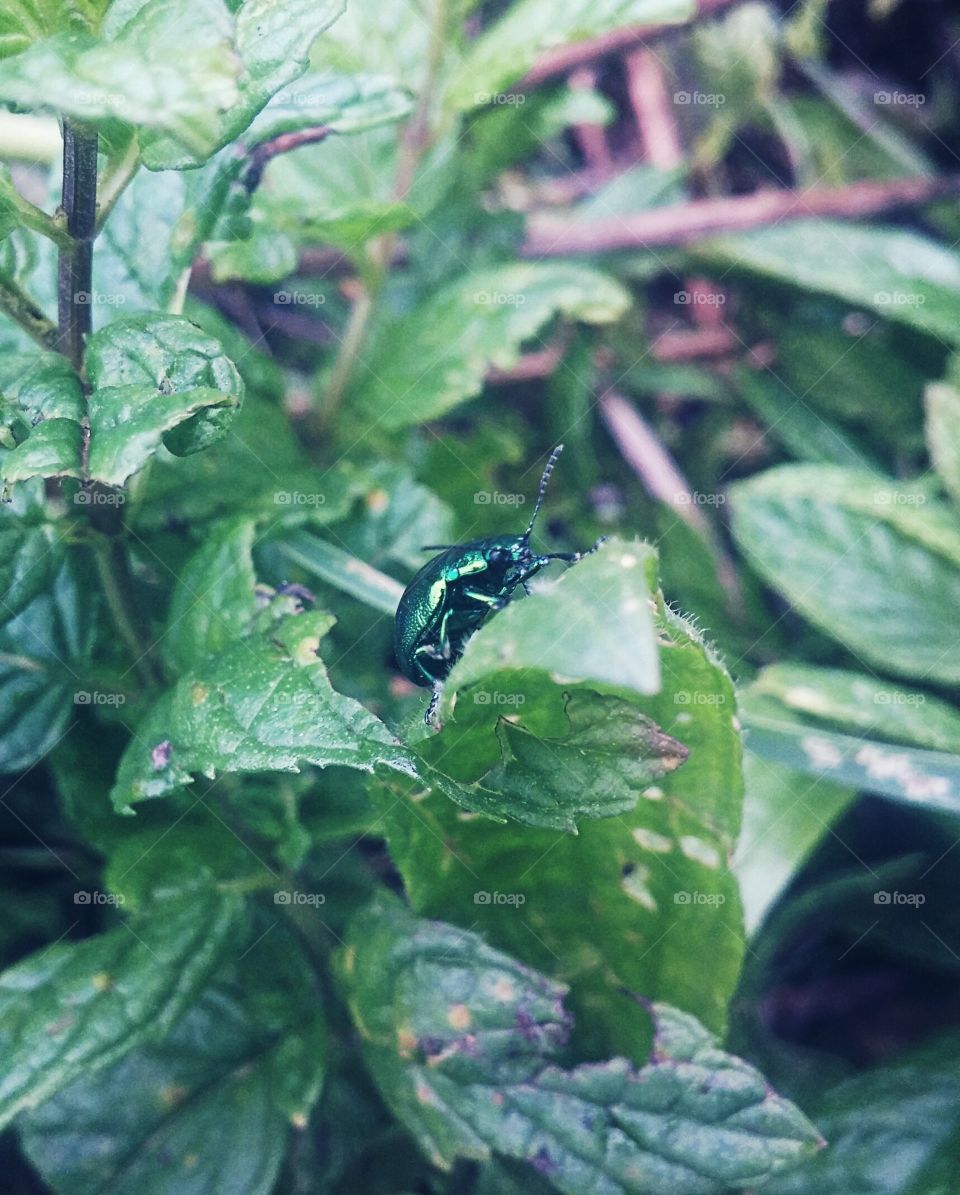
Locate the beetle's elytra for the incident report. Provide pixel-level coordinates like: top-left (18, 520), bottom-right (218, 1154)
top-left (393, 444), bottom-right (604, 725)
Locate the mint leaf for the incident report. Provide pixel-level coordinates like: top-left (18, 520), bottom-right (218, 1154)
top-left (0, 0), bottom-right (239, 151)
top-left (162, 518), bottom-right (259, 675)
top-left (379, 542), bottom-right (744, 1050)
top-left (336, 894), bottom-right (822, 1191)
top-left (702, 221), bottom-right (960, 345)
top-left (140, 0), bottom-right (347, 168)
top-left (3, 314), bottom-right (243, 487)
top-left (730, 465), bottom-right (960, 685)
top-left (19, 915), bottom-right (324, 1195)
top-left (0, 529), bottom-right (99, 773)
top-left (350, 263), bottom-right (630, 430)
top-left (111, 608), bottom-right (415, 813)
top-left (0, 890), bottom-right (239, 1128)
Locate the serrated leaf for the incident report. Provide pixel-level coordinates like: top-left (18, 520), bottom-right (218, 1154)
top-left (729, 465), bottom-right (960, 685)
top-left (380, 542), bottom-right (744, 1050)
top-left (0, 0), bottom-right (239, 151)
top-left (335, 894), bottom-right (821, 1192)
top-left (4, 314), bottom-right (244, 487)
top-left (19, 916), bottom-right (325, 1195)
top-left (140, 0), bottom-right (346, 168)
top-left (349, 263), bottom-right (630, 430)
top-left (447, 0), bottom-right (694, 112)
top-left (701, 221), bottom-right (960, 345)
top-left (111, 608), bottom-right (415, 813)
top-left (0, 889), bottom-right (239, 1129)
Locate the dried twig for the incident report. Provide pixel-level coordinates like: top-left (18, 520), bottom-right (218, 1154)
top-left (598, 389), bottom-right (743, 612)
top-left (525, 174), bottom-right (960, 256)
top-left (518, 0), bottom-right (742, 90)
top-left (626, 48), bottom-right (683, 170)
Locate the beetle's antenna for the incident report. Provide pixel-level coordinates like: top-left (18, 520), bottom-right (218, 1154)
top-left (523, 444), bottom-right (563, 541)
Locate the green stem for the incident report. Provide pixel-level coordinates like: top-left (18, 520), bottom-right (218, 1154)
top-left (320, 0), bottom-right (449, 426)
top-left (319, 284), bottom-right (374, 431)
top-left (95, 137), bottom-right (141, 233)
top-left (0, 274), bottom-right (59, 350)
top-left (92, 537), bottom-right (163, 690)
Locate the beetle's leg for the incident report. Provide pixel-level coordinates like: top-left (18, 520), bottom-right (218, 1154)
top-left (461, 588), bottom-right (503, 607)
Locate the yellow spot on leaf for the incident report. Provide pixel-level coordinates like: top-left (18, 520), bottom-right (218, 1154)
top-left (448, 1003), bottom-right (471, 1031)
top-left (191, 683), bottom-right (209, 705)
top-left (294, 636), bottom-right (320, 665)
top-left (290, 1111), bottom-right (308, 1130)
top-left (397, 1025), bottom-right (417, 1058)
top-left (366, 487), bottom-right (389, 514)
top-left (492, 977), bottom-right (515, 1002)
top-left (91, 971), bottom-right (113, 992)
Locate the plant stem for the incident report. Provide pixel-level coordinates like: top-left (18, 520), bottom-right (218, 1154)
top-left (56, 120), bottom-right (98, 372)
top-left (319, 283), bottom-right (374, 432)
top-left (55, 118), bottom-right (164, 690)
top-left (320, 0), bottom-right (448, 429)
top-left (94, 136), bottom-right (141, 233)
top-left (0, 275), bottom-right (59, 350)
top-left (92, 536), bottom-right (162, 690)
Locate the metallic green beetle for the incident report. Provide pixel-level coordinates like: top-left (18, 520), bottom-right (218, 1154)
top-left (393, 444), bottom-right (604, 724)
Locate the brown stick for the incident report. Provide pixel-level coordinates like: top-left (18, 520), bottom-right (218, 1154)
top-left (519, 0), bottom-right (742, 90)
top-left (243, 127), bottom-right (331, 191)
top-left (627, 48), bottom-right (683, 170)
top-left (525, 174), bottom-right (960, 256)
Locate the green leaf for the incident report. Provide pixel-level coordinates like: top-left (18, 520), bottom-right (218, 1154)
top-left (734, 366), bottom-right (879, 470)
top-left (111, 608), bottom-right (415, 813)
top-left (0, 889), bottom-right (239, 1129)
top-left (19, 915), bottom-right (325, 1195)
top-left (3, 314), bottom-right (244, 486)
top-left (701, 221), bottom-right (960, 345)
top-left (741, 693), bottom-right (960, 817)
top-left (0, 0), bottom-right (240, 152)
top-left (349, 263), bottom-right (630, 430)
top-left (378, 542), bottom-right (745, 1050)
top-left (163, 518), bottom-right (259, 675)
top-left (336, 894), bottom-right (822, 1191)
top-left (0, 350), bottom-right (83, 421)
top-left (926, 377), bottom-right (960, 504)
top-left (139, 0), bottom-right (347, 168)
top-left (749, 663), bottom-right (960, 754)
top-left (735, 751), bottom-right (856, 933)
top-left (762, 1032), bottom-right (960, 1194)
top-left (0, 531), bottom-right (99, 773)
top-left (729, 465), bottom-right (960, 685)
top-left (447, 0), bottom-right (694, 112)
top-left (276, 531), bottom-right (405, 617)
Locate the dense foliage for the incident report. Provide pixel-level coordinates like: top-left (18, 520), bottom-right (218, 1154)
top-left (0, 0), bottom-right (958, 1191)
